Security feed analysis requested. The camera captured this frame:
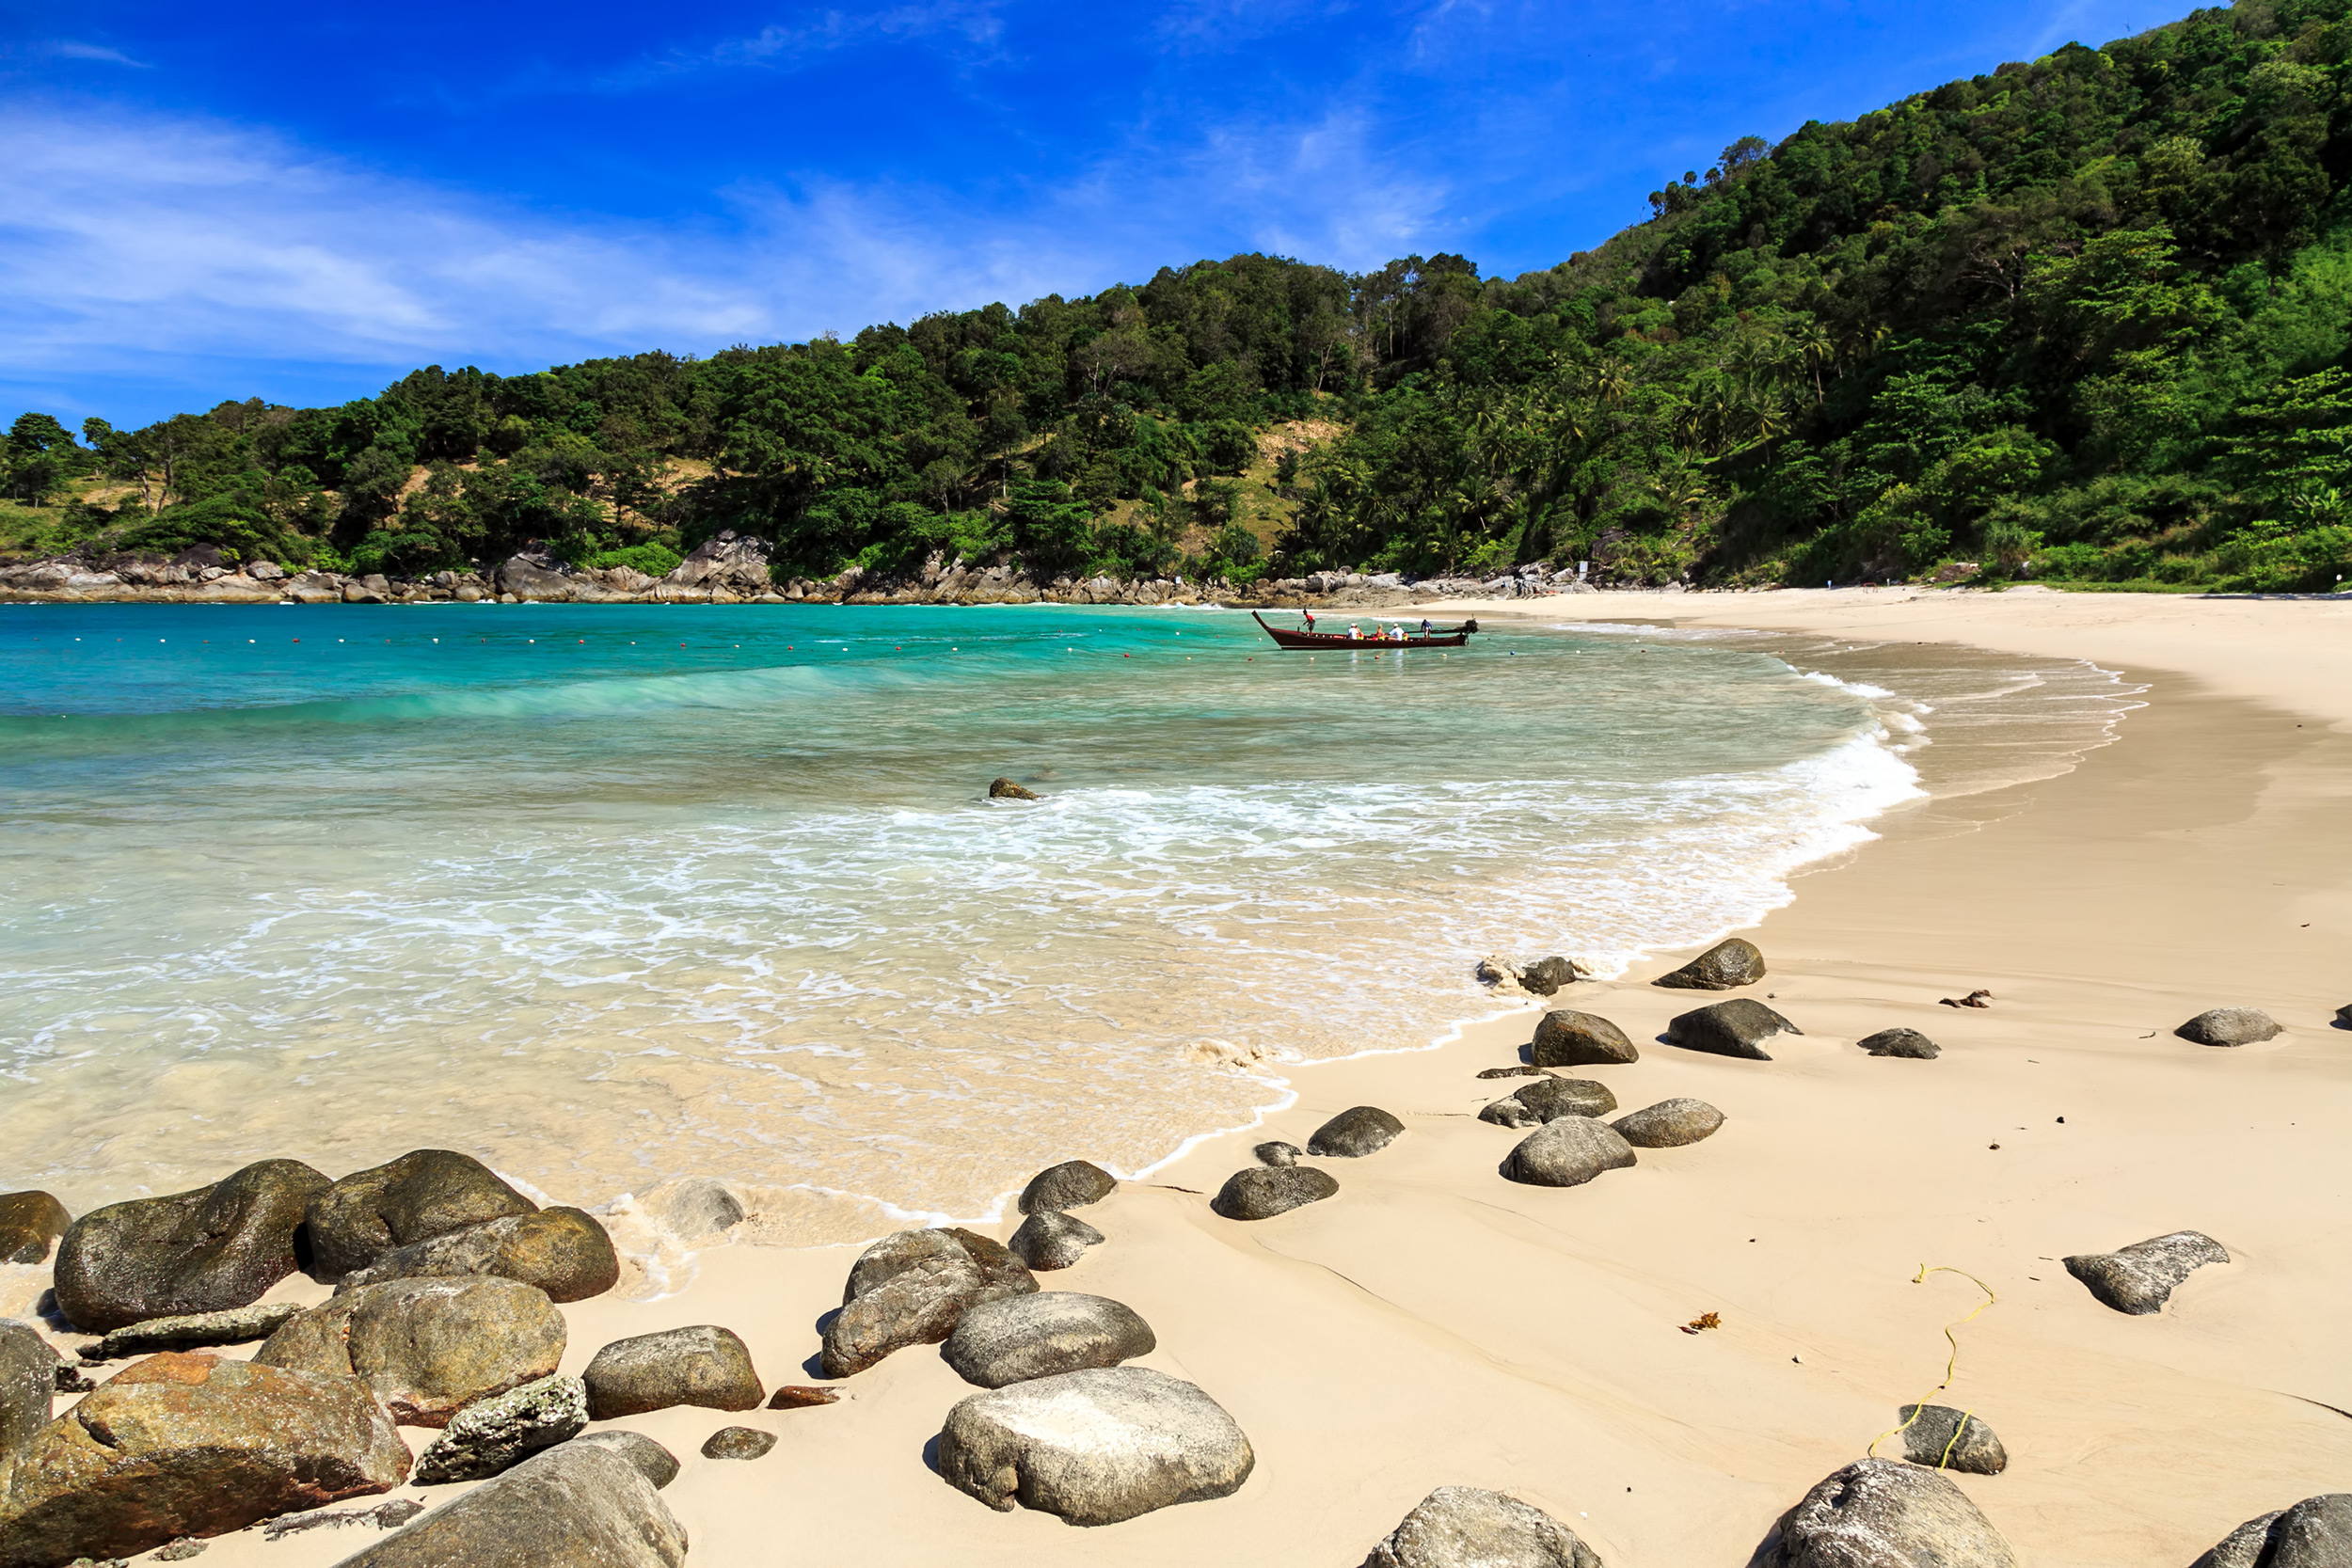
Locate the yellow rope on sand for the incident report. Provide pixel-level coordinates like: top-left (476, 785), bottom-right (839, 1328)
top-left (1867, 1265), bottom-right (1997, 1469)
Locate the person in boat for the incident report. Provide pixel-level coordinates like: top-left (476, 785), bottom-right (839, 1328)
top-left (1390, 623), bottom-right (1406, 641)
top-left (1302, 610), bottom-right (1316, 631)
top-left (1348, 623), bottom-right (1362, 640)
top-left (1421, 618), bottom-right (1433, 636)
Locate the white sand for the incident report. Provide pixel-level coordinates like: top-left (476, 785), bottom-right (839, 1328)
top-left (30, 587), bottom-right (2352, 1566)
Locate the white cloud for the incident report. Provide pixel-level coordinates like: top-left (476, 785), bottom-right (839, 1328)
top-left (46, 41), bottom-right (151, 67)
top-left (0, 98), bottom-right (1460, 406)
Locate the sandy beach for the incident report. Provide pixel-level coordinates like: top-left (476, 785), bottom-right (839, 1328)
top-left (13, 586), bottom-right (2352, 1567)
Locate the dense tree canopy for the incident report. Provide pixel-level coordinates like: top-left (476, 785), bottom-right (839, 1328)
top-left (11, 0), bottom-right (2352, 592)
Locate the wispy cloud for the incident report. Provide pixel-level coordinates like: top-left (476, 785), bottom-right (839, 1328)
top-left (596, 0), bottom-right (1009, 90)
top-left (0, 96), bottom-right (1462, 418)
top-left (45, 40), bottom-right (151, 67)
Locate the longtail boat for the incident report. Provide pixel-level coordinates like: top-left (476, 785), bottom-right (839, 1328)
top-left (1250, 611), bottom-right (1478, 650)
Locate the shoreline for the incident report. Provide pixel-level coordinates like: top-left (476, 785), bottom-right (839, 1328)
top-left (8, 593), bottom-right (2349, 1566)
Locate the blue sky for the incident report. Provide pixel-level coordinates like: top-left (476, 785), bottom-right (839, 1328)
top-left (4, 0), bottom-right (2155, 427)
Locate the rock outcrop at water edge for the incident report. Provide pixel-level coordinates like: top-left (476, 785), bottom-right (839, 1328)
top-left (337, 1208), bottom-right (619, 1302)
top-left (1008, 1210), bottom-right (1104, 1272)
top-left (55, 1159), bottom-right (330, 1333)
top-left (0, 1194), bottom-right (70, 1266)
top-left (1653, 938), bottom-right (1767, 990)
top-left (305, 1149), bottom-right (540, 1282)
top-left (1017, 1160), bottom-right (1116, 1213)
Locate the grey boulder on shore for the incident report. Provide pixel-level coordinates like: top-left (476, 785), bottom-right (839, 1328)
top-left (1530, 1010), bottom-right (1640, 1068)
top-left (1361, 1485), bottom-right (1604, 1568)
top-left (2195, 1494), bottom-right (2352, 1568)
top-left (1859, 1027), bottom-right (1942, 1059)
top-left (1501, 1117), bottom-right (1638, 1189)
top-left (336, 1207), bottom-right (620, 1303)
top-left (255, 1275), bottom-right (566, 1428)
top-left (0, 1352), bottom-right (410, 1567)
top-left (2064, 1230), bottom-right (2230, 1314)
top-left (1611, 1098), bottom-right (1725, 1148)
top-left (821, 1227), bottom-right (1036, 1377)
top-left (54, 1158), bottom-right (329, 1333)
top-left (1310, 1106), bottom-right (1406, 1157)
top-left (936, 1366), bottom-right (1254, 1526)
top-left (1665, 998), bottom-right (1802, 1061)
top-left (1760, 1457), bottom-right (2017, 1568)
top-left (1017, 1160), bottom-right (1118, 1214)
top-left (944, 1291), bottom-right (1156, 1388)
top-left (1009, 1209), bottom-right (1104, 1272)
top-left (329, 1438), bottom-right (688, 1568)
top-left (1653, 937), bottom-right (1767, 990)
top-left (1898, 1403), bottom-right (2008, 1474)
top-left (1518, 956), bottom-right (1581, 996)
top-left (1212, 1166), bottom-right (1339, 1220)
top-left (411, 1373), bottom-right (589, 1484)
top-left (1479, 1077), bottom-right (1618, 1129)
top-left (583, 1324), bottom-right (764, 1419)
top-left (304, 1149), bottom-right (539, 1282)
top-left (1255, 1140), bottom-right (1306, 1165)
top-left (2176, 1007), bottom-right (2283, 1047)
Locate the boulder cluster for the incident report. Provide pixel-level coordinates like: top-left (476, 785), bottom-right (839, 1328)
top-left (0, 1148), bottom-right (707, 1568)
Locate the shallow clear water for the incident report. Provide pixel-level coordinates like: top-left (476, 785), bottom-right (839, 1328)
top-left (0, 601), bottom-right (1929, 1234)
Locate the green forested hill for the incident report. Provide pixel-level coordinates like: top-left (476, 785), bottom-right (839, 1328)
top-left (11, 0), bottom-right (2352, 592)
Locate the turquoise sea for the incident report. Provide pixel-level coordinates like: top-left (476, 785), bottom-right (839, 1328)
top-left (0, 601), bottom-right (1947, 1249)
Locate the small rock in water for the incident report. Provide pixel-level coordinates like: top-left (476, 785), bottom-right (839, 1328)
top-left (1309, 1106), bottom-right (1406, 1157)
top-left (1009, 1209), bottom-right (1104, 1271)
top-left (1531, 1009), bottom-right (1640, 1067)
top-left (1479, 1077), bottom-right (1617, 1129)
top-left (1254, 1140), bottom-right (1306, 1165)
top-left (768, 1385), bottom-right (841, 1410)
top-left (412, 1372), bottom-right (589, 1483)
top-left (1501, 1117), bottom-right (1638, 1189)
top-left (936, 1366), bottom-right (1254, 1525)
top-left (700, 1426), bottom-right (776, 1461)
top-left (1762, 1458), bottom-right (2017, 1567)
top-left (823, 1227), bottom-right (1036, 1377)
top-left (988, 777), bottom-right (1040, 800)
top-left (337, 1206), bottom-right (621, 1303)
top-left (1017, 1160), bottom-right (1118, 1214)
top-left (1475, 1066), bottom-right (1546, 1080)
top-left (2176, 1007), bottom-right (2283, 1047)
top-left (255, 1275), bottom-right (566, 1427)
top-left (1363, 1484), bottom-right (1603, 1568)
top-left (1211, 1166), bottom-right (1338, 1220)
top-left (1858, 1028), bottom-right (1941, 1059)
top-left (637, 1177), bottom-right (745, 1240)
top-left (1474, 955), bottom-right (1528, 994)
top-left (1654, 938), bottom-right (1767, 990)
top-left (92, 1302), bottom-right (303, 1360)
top-left (55, 1158), bottom-right (330, 1333)
top-left (584, 1324), bottom-right (764, 1418)
top-left (304, 1148), bottom-right (538, 1282)
top-left (2195, 1494), bottom-right (2352, 1568)
top-left (2064, 1230), bottom-right (2229, 1314)
top-left (0, 1190), bottom-right (71, 1265)
top-left (1898, 1403), bottom-right (2008, 1474)
top-left (1612, 1098), bottom-right (1725, 1148)
top-left (945, 1291), bottom-right (1156, 1388)
top-left (1665, 998), bottom-right (1802, 1060)
top-left (1519, 956), bottom-right (1581, 996)
top-left (567, 1431), bottom-right (680, 1489)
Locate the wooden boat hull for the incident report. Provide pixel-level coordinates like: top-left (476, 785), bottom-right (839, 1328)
top-left (1251, 612), bottom-right (1471, 650)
